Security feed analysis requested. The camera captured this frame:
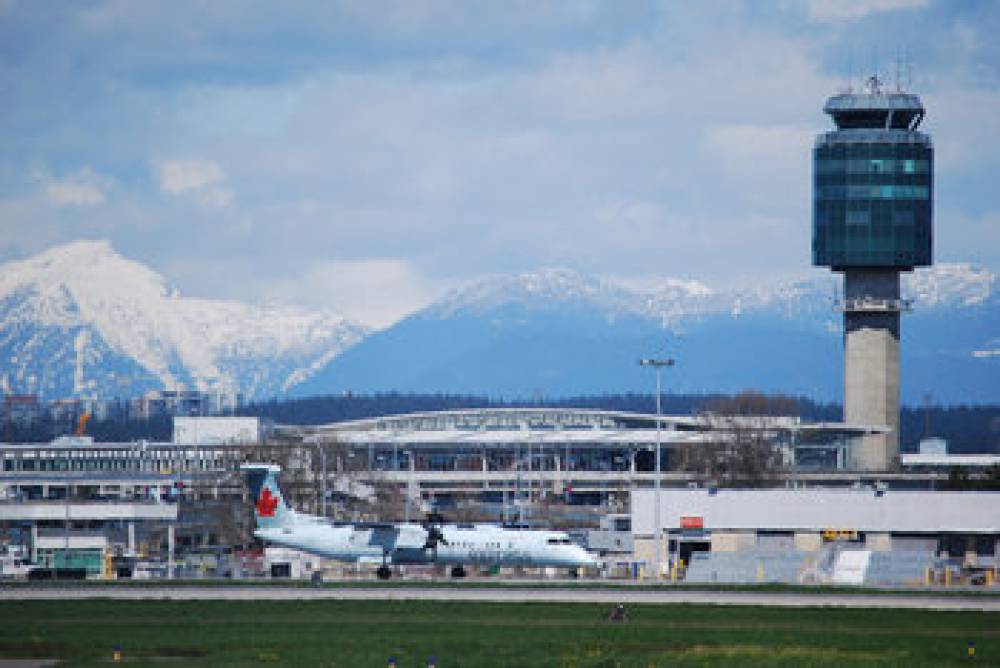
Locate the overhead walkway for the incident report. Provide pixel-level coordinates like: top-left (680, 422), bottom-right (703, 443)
top-left (0, 501), bottom-right (177, 522)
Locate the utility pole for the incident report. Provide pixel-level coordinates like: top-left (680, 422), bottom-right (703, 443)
top-left (306, 437), bottom-right (327, 517)
top-left (923, 392), bottom-right (933, 440)
top-left (318, 445), bottom-right (327, 518)
top-left (639, 357), bottom-right (674, 579)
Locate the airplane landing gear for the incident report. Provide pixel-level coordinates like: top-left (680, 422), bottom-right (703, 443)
top-left (450, 565), bottom-right (467, 578)
top-left (377, 549), bottom-right (392, 580)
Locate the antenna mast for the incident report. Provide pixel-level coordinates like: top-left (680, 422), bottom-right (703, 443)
top-left (895, 50), bottom-right (903, 93)
top-left (846, 48), bottom-right (854, 94)
top-left (905, 47), bottom-right (913, 91)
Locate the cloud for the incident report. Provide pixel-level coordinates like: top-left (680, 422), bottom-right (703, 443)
top-left (46, 181), bottom-right (104, 206)
top-left (0, 0), bottom-right (997, 326)
top-left (805, 0), bottom-right (929, 22)
top-left (194, 186), bottom-right (234, 210)
top-left (156, 159), bottom-right (226, 194)
top-left (926, 87), bottom-right (1000, 170)
top-left (704, 125), bottom-right (814, 162)
top-left (594, 199), bottom-right (665, 242)
top-left (40, 168), bottom-right (111, 207)
top-left (934, 209), bottom-right (1000, 271)
top-left (207, 257), bottom-right (456, 329)
top-left (155, 159), bottom-right (232, 209)
top-left (0, 168), bottom-right (157, 262)
top-left (703, 124), bottom-right (814, 208)
top-left (285, 259), bottom-right (453, 329)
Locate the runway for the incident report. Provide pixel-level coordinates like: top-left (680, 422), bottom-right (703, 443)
top-left (5, 585), bottom-right (1000, 611)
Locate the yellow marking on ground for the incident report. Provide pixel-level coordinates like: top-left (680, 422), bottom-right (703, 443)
top-left (670, 644), bottom-right (911, 662)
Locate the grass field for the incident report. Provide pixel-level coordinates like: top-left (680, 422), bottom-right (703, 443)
top-left (0, 599), bottom-right (995, 667)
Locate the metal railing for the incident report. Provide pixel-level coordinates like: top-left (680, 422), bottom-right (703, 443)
top-left (835, 297), bottom-right (913, 313)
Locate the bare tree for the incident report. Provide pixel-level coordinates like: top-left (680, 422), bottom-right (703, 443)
top-left (678, 391), bottom-right (793, 487)
top-left (181, 468), bottom-right (253, 550)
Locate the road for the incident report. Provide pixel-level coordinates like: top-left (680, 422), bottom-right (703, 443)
top-left (5, 585), bottom-right (1000, 611)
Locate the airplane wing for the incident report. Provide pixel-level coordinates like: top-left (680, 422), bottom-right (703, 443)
top-left (334, 521), bottom-right (397, 529)
top-left (324, 519), bottom-right (432, 550)
top-left (369, 524), bottom-right (427, 550)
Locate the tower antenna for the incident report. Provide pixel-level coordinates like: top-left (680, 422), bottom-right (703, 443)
top-left (870, 46), bottom-right (880, 94)
top-left (895, 49), bottom-right (903, 93)
top-left (846, 48), bottom-right (854, 94)
top-left (905, 46), bottom-right (913, 91)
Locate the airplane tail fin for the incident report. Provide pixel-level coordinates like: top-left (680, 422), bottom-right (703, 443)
top-left (241, 463), bottom-right (295, 530)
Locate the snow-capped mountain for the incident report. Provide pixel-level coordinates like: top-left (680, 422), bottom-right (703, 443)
top-left (425, 268), bottom-right (718, 328)
top-left (424, 268), bottom-right (646, 319)
top-left (296, 264), bottom-right (999, 404)
top-left (0, 241), bottom-right (368, 400)
top-left (3, 241), bottom-right (996, 404)
top-left (904, 263), bottom-right (996, 308)
top-left (420, 262), bottom-right (998, 333)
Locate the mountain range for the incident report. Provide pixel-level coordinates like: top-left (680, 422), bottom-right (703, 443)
top-left (0, 241), bottom-right (367, 401)
top-left (1, 241), bottom-right (997, 405)
top-left (293, 266), bottom-right (999, 404)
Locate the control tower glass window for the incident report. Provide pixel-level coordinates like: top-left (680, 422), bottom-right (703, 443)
top-left (812, 85), bottom-right (933, 270)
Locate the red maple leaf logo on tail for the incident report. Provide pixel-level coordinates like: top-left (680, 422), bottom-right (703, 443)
top-left (256, 488), bottom-right (279, 517)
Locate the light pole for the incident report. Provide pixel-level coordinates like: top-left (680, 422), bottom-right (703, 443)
top-left (639, 357), bottom-right (674, 579)
top-left (318, 445), bottom-right (327, 518)
top-left (306, 436), bottom-right (328, 517)
top-left (403, 450), bottom-right (413, 523)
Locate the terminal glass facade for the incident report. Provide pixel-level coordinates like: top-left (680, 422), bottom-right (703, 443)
top-left (813, 138), bottom-right (932, 268)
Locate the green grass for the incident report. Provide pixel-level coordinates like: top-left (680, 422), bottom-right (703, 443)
top-left (0, 599), bottom-right (995, 667)
top-left (8, 578), bottom-right (1000, 596)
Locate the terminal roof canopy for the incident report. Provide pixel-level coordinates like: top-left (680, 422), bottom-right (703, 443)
top-left (280, 408), bottom-right (887, 446)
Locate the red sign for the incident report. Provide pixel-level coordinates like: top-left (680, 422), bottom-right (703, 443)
top-left (679, 516), bottom-right (703, 529)
top-left (256, 488), bottom-right (279, 517)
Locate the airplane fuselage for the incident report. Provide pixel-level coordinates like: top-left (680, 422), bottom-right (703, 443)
top-left (256, 517), bottom-right (595, 569)
top-left (241, 462), bottom-right (597, 574)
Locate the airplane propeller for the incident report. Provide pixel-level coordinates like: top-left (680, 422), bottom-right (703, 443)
top-left (422, 511), bottom-right (449, 551)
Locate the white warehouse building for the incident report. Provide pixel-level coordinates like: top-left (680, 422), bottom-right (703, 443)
top-left (632, 488), bottom-right (1000, 585)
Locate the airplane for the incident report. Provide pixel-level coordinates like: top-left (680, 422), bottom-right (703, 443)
top-left (242, 463), bottom-right (599, 579)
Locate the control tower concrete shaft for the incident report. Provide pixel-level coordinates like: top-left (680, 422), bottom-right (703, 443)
top-left (812, 76), bottom-right (933, 471)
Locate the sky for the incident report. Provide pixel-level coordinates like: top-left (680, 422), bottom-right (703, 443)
top-left (1, 0), bottom-right (998, 328)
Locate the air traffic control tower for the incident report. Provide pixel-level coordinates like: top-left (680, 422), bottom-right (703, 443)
top-left (813, 76), bottom-right (933, 471)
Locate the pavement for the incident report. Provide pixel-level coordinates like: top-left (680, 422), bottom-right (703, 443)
top-left (5, 585), bottom-right (1000, 611)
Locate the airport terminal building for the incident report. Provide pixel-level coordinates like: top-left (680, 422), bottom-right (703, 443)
top-left (1, 411), bottom-right (997, 583)
top-left (288, 407), bottom-right (889, 496)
